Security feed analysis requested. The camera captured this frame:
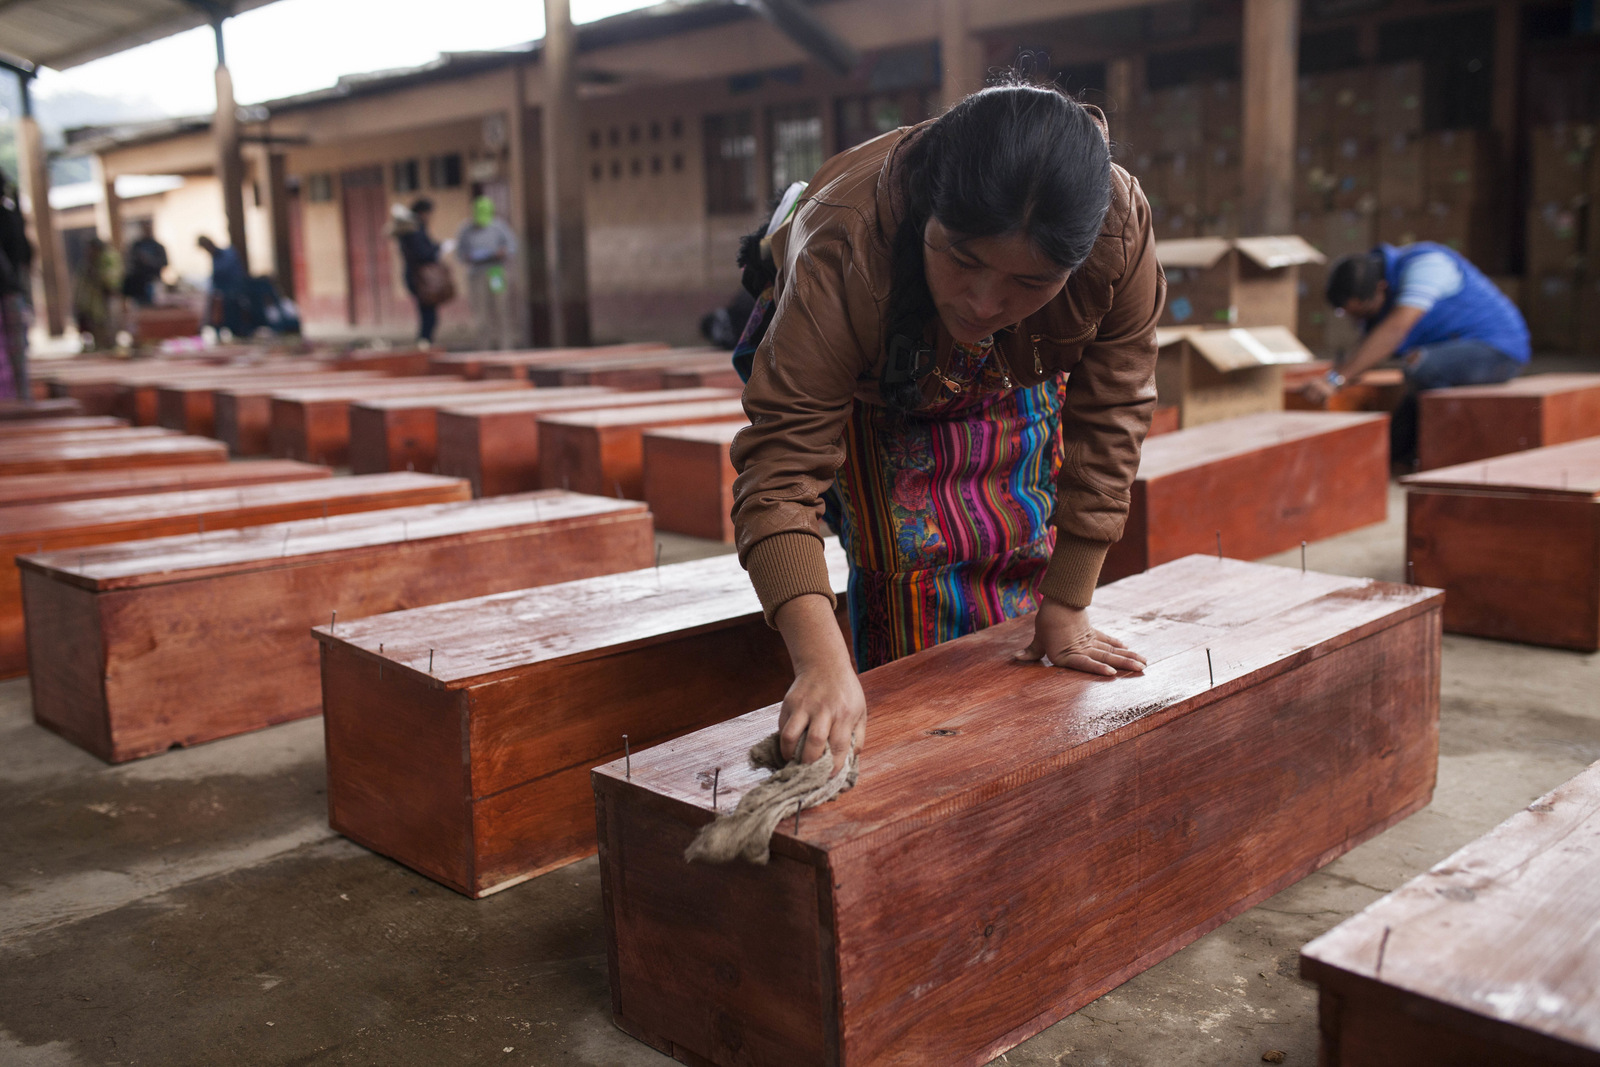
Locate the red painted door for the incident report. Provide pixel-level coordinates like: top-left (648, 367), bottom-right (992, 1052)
top-left (340, 166), bottom-right (395, 327)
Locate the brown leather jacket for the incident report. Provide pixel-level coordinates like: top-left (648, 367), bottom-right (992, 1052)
top-left (731, 119), bottom-right (1165, 624)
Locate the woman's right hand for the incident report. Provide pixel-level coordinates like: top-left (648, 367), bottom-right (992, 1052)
top-left (774, 593), bottom-right (866, 773)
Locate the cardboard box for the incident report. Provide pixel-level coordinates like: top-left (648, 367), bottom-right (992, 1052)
top-left (1372, 62), bottom-right (1425, 139)
top-left (1157, 235), bottom-right (1326, 329)
top-left (1580, 274), bottom-right (1600, 355)
top-left (1529, 122), bottom-right (1595, 205)
top-left (1329, 69), bottom-right (1378, 140)
top-left (1317, 210), bottom-right (1376, 259)
top-left (1331, 135), bottom-right (1379, 211)
top-left (1200, 79), bottom-right (1239, 144)
top-left (1527, 273), bottom-right (1581, 352)
top-left (1155, 325), bottom-right (1314, 427)
top-left (1201, 144), bottom-right (1240, 215)
top-left (1526, 201), bottom-right (1585, 274)
top-left (1375, 205), bottom-right (1423, 248)
top-left (1425, 129), bottom-right (1493, 206)
top-left (1377, 133), bottom-right (1426, 209)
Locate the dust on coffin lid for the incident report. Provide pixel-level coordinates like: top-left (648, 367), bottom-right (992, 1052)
top-left (443, 388), bottom-right (736, 416)
top-left (351, 387), bottom-right (612, 412)
top-left (595, 555), bottom-right (1442, 851)
top-left (1156, 325), bottom-right (1313, 372)
top-left (536, 398), bottom-right (749, 429)
top-left (1400, 435), bottom-right (1600, 498)
top-left (1133, 411), bottom-right (1388, 480)
top-left (1301, 763), bottom-right (1600, 1050)
top-left (313, 540), bottom-right (848, 687)
top-left (19, 491), bottom-right (644, 591)
top-left (642, 420), bottom-right (752, 445)
top-left (0, 472), bottom-right (465, 536)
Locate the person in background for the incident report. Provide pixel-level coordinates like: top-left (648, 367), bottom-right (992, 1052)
top-left (1302, 243), bottom-right (1530, 470)
top-left (455, 194), bottom-right (516, 351)
top-left (394, 197), bottom-right (444, 344)
top-left (122, 221), bottom-right (169, 306)
top-left (198, 235), bottom-right (250, 337)
top-left (0, 169), bottom-right (32, 399)
top-left (73, 236), bottom-right (123, 351)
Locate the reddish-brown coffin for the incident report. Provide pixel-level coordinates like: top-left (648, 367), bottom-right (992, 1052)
top-left (1102, 411), bottom-right (1390, 582)
top-left (596, 555), bottom-right (1442, 1067)
top-left (23, 491), bottom-right (653, 763)
top-left (0, 472), bottom-right (470, 677)
top-left (1417, 373), bottom-right (1600, 471)
top-left (0, 398), bottom-right (85, 420)
top-left (1403, 436), bottom-right (1600, 650)
top-left (437, 388), bottom-right (735, 497)
top-left (346, 387), bottom-right (607, 476)
top-left (267, 377), bottom-right (518, 466)
top-left (1301, 762), bottom-right (1600, 1066)
top-left (538, 399), bottom-right (749, 500)
top-left (314, 544), bottom-right (849, 898)
top-left (0, 459), bottom-right (330, 509)
top-left (641, 420), bottom-right (748, 541)
top-left (0, 432), bottom-right (227, 476)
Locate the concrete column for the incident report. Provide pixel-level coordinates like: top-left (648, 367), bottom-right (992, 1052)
top-left (266, 152), bottom-right (295, 300)
top-left (14, 78), bottom-right (67, 337)
top-left (92, 154), bottom-right (124, 252)
top-left (541, 0), bottom-right (591, 347)
top-left (1240, 0), bottom-right (1298, 235)
top-left (938, 0), bottom-right (984, 111)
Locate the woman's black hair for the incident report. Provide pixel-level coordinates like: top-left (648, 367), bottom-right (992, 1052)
top-left (882, 83), bottom-right (1113, 409)
top-left (1325, 251), bottom-right (1387, 308)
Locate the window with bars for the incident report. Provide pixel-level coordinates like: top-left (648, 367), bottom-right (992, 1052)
top-left (428, 153), bottom-right (463, 189)
top-left (392, 158), bottom-right (421, 193)
top-left (306, 173), bottom-right (335, 202)
top-left (704, 111), bottom-right (757, 214)
top-left (835, 91), bottom-right (931, 153)
top-left (769, 102), bottom-right (823, 193)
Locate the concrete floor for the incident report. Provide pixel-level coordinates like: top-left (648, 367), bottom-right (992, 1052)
top-left (2, 493), bottom-right (1597, 1067)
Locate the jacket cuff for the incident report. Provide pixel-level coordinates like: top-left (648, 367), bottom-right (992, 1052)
top-left (1039, 532), bottom-right (1112, 609)
top-left (745, 531), bottom-right (837, 627)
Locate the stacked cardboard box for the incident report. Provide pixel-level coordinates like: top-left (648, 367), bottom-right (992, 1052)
top-left (1525, 123), bottom-right (1595, 352)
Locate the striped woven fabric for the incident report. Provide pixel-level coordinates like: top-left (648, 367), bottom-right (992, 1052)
top-left (833, 340), bottom-right (1065, 670)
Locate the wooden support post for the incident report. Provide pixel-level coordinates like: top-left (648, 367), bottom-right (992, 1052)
top-left (267, 152), bottom-right (295, 300)
top-left (938, 0), bottom-right (984, 110)
top-left (540, 0), bottom-right (590, 347)
top-left (1106, 57), bottom-right (1134, 140)
top-left (91, 155), bottom-right (123, 253)
top-left (1490, 0), bottom-right (1523, 274)
top-left (15, 75), bottom-right (67, 337)
top-left (1240, 0), bottom-right (1298, 236)
top-left (212, 20), bottom-right (250, 268)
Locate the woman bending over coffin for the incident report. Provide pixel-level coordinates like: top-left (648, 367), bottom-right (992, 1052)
top-left (730, 84), bottom-right (1166, 771)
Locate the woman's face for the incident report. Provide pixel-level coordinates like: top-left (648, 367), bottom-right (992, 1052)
top-left (922, 218), bottom-right (1070, 345)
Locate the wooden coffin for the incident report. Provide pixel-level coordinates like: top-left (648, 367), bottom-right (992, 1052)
top-left (0, 459), bottom-right (329, 509)
top-left (596, 555), bottom-right (1443, 1067)
top-left (269, 378), bottom-right (522, 466)
top-left (113, 363), bottom-right (317, 425)
top-left (346, 387), bottom-right (609, 476)
top-left (154, 370), bottom-right (381, 438)
top-left (1102, 411), bottom-right (1390, 582)
top-left (134, 363), bottom-right (336, 431)
top-left (436, 387), bottom-right (737, 497)
top-left (538, 399), bottom-right (750, 500)
top-left (1301, 761), bottom-right (1600, 1066)
top-left (1284, 362), bottom-right (1407, 413)
top-left (0, 433), bottom-right (227, 476)
top-left (1402, 436), bottom-right (1600, 650)
top-left (214, 373), bottom-right (449, 456)
top-left (0, 416), bottom-right (129, 436)
top-left (1148, 404), bottom-right (1180, 437)
top-left (452, 342), bottom-right (669, 381)
top-left (0, 471), bottom-right (470, 678)
top-left (1417, 373), bottom-right (1600, 471)
top-left (641, 421), bottom-right (748, 541)
top-left (0, 398), bottom-right (85, 420)
top-left (524, 349), bottom-right (727, 390)
top-left (318, 348), bottom-right (433, 376)
top-left (24, 490), bottom-right (652, 763)
top-left (661, 364), bottom-right (746, 390)
top-left (316, 542), bottom-right (848, 897)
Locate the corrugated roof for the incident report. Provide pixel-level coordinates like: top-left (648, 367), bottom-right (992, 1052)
top-left (0, 0), bottom-right (286, 71)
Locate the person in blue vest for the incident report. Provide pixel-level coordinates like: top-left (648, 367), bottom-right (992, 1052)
top-left (1301, 242), bottom-right (1530, 469)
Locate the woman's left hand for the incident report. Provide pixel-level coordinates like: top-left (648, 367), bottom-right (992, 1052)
top-left (1015, 597), bottom-right (1147, 676)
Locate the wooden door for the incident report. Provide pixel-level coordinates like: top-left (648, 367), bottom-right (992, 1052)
top-left (340, 166), bottom-right (395, 328)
